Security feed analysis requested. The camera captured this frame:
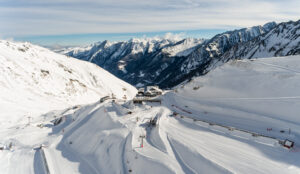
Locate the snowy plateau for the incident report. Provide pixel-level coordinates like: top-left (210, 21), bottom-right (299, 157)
top-left (1, 38), bottom-right (300, 174)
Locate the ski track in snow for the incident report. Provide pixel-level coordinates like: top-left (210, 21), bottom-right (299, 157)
top-left (253, 60), bottom-right (300, 74)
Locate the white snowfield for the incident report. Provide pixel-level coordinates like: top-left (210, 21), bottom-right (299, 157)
top-left (0, 40), bottom-right (300, 174)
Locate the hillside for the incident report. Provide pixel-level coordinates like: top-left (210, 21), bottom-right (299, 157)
top-left (1, 54), bottom-right (299, 173)
top-left (0, 40), bottom-right (137, 125)
top-left (50, 55), bottom-right (300, 173)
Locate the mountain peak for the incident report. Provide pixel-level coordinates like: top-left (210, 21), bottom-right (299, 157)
top-left (262, 21), bottom-right (277, 31)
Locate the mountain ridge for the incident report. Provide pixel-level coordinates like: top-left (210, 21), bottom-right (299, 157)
top-left (56, 20), bottom-right (300, 88)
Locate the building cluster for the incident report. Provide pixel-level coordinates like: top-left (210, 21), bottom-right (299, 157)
top-left (136, 86), bottom-right (162, 97)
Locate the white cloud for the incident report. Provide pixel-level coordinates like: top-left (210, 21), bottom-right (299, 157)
top-left (162, 32), bottom-right (186, 41)
top-left (0, 0), bottom-right (299, 37)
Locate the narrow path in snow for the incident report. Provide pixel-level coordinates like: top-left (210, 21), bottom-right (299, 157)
top-left (254, 60), bottom-right (300, 74)
top-left (39, 147), bottom-right (50, 174)
top-left (167, 93), bottom-right (300, 134)
top-left (167, 136), bottom-right (197, 174)
top-left (163, 94), bottom-right (299, 147)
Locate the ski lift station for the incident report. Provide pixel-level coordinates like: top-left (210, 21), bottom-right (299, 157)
top-left (133, 86), bottom-right (163, 104)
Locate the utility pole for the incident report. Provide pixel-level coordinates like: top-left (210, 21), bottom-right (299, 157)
top-left (139, 135), bottom-right (145, 148)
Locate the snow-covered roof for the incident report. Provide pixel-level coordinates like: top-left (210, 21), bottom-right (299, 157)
top-left (284, 140), bottom-right (294, 147)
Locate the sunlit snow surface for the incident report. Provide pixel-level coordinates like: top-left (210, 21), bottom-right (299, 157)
top-left (0, 40), bottom-right (300, 174)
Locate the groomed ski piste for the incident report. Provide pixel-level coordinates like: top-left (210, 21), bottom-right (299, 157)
top-left (1, 40), bottom-right (300, 174)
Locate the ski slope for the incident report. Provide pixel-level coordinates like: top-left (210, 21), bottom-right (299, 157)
top-left (1, 40), bottom-right (300, 174)
top-left (25, 90), bottom-right (300, 173)
top-left (171, 56), bottom-right (300, 139)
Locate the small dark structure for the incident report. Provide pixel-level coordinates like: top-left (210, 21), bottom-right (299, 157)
top-left (283, 139), bottom-right (294, 149)
top-left (144, 91), bottom-right (155, 97)
top-left (148, 86), bottom-right (162, 96)
top-left (53, 117), bottom-right (63, 126)
top-left (8, 142), bottom-right (13, 149)
top-left (100, 96), bottom-right (110, 103)
top-left (37, 123), bottom-right (44, 128)
top-left (148, 114), bottom-right (160, 127)
top-left (172, 112), bottom-right (179, 117)
top-left (133, 99), bottom-right (143, 104)
top-left (133, 97), bottom-right (161, 104)
top-left (193, 86), bottom-right (200, 90)
top-left (149, 117), bottom-right (157, 127)
top-left (72, 105), bottom-right (80, 109)
top-left (137, 88), bottom-right (145, 96)
top-left (0, 144), bottom-right (4, 150)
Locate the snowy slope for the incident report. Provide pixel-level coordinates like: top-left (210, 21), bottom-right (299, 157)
top-left (47, 55), bottom-right (300, 174)
top-left (161, 38), bottom-right (203, 57)
top-left (2, 55), bottom-right (298, 174)
top-left (173, 56), bottom-right (300, 137)
top-left (0, 40), bottom-right (137, 125)
top-left (0, 39), bottom-right (137, 174)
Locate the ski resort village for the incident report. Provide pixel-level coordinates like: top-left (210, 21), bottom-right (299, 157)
top-left (2, 1), bottom-right (300, 172)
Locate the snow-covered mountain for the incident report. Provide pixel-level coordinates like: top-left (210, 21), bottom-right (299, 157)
top-left (58, 22), bottom-right (278, 88)
top-left (0, 40), bottom-right (137, 124)
top-left (221, 20), bottom-right (300, 60)
top-left (57, 37), bottom-right (204, 88)
top-left (57, 20), bottom-right (300, 89)
top-left (2, 38), bottom-right (300, 173)
top-left (159, 21), bottom-right (277, 87)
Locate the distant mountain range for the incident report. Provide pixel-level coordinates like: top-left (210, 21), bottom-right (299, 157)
top-left (56, 20), bottom-right (300, 88)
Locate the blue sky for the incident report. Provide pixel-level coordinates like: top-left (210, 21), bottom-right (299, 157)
top-left (1, 0), bottom-right (300, 46)
top-left (16, 29), bottom-right (228, 47)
